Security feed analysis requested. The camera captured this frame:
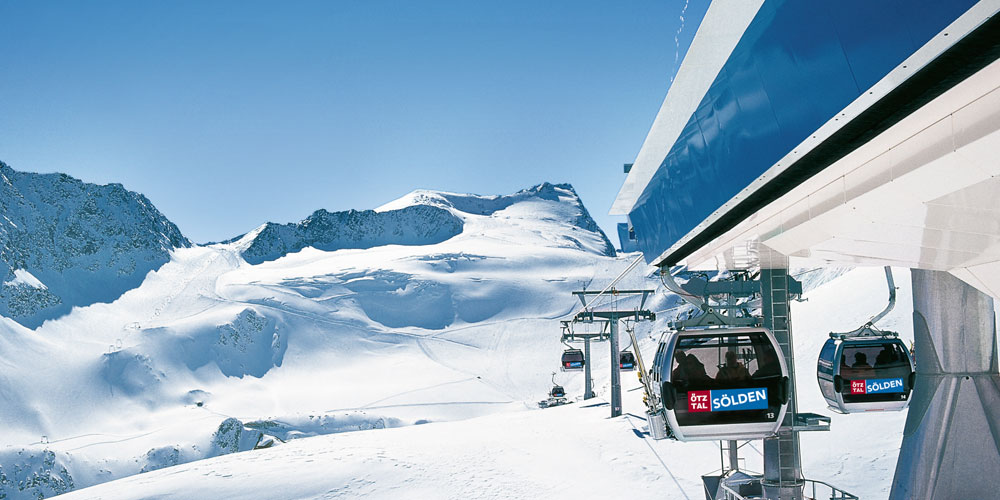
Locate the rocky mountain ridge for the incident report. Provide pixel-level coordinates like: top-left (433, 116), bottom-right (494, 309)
top-left (228, 181), bottom-right (615, 264)
top-left (0, 162), bottom-right (190, 327)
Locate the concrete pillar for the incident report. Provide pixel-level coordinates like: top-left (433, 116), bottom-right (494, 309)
top-left (889, 270), bottom-right (1000, 499)
top-left (761, 266), bottom-right (804, 500)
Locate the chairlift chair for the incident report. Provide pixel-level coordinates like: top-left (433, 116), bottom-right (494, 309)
top-left (816, 329), bottom-right (914, 413)
top-left (652, 327), bottom-right (790, 441)
top-left (561, 348), bottom-right (585, 371)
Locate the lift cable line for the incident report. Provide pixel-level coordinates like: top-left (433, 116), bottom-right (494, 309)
top-left (568, 254), bottom-right (646, 320)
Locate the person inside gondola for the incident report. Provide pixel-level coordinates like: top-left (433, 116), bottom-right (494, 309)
top-left (875, 345), bottom-right (897, 367)
top-left (851, 352), bottom-right (871, 369)
top-left (685, 354), bottom-right (710, 382)
top-left (717, 351), bottom-right (751, 382)
top-left (672, 350), bottom-right (688, 380)
top-left (673, 351), bottom-right (710, 384)
top-left (752, 348), bottom-right (780, 378)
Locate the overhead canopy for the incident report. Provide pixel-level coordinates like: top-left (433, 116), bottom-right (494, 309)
top-left (610, 0), bottom-right (764, 216)
top-left (613, 0), bottom-right (1000, 297)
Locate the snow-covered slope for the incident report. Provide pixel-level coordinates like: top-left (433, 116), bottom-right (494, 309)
top-left (0, 162), bottom-right (190, 327)
top-left (0, 181), bottom-right (630, 499)
top-left (0, 171), bottom-right (911, 500)
top-left (54, 267), bottom-right (914, 500)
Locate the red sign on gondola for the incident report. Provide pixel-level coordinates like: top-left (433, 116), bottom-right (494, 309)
top-left (688, 390), bottom-right (711, 412)
top-left (850, 380), bottom-right (866, 394)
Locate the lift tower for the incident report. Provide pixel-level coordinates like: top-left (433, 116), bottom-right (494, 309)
top-left (560, 319), bottom-right (609, 400)
top-left (572, 288), bottom-right (655, 418)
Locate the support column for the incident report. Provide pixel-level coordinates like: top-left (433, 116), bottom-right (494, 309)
top-left (584, 337), bottom-right (593, 400)
top-left (761, 266), bottom-right (804, 500)
top-left (610, 319), bottom-right (622, 417)
top-left (728, 440), bottom-right (739, 472)
top-left (889, 270), bottom-right (1000, 499)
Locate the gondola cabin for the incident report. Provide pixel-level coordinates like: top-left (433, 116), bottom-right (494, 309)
top-left (653, 327), bottom-right (789, 441)
top-left (550, 385), bottom-right (565, 398)
top-left (620, 351), bottom-right (637, 371)
top-left (817, 334), bottom-right (914, 413)
top-left (561, 348), bottom-right (585, 371)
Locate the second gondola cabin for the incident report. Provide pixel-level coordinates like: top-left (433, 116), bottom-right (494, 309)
top-left (816, 333), bottom-right (915, 413)
top-left (653, 327), bottom-right (790, 441)
top-left (620, 351), bottom-right (637, 371)
top-left (560, 348), bottom-right (584, 371)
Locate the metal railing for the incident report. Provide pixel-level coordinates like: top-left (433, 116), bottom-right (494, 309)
top-left (802, 479), bottom-right (859, 500)
top-left (716, 478), bottom-right (757, 499)
top-left (717, 478), bottom-right (858, 500)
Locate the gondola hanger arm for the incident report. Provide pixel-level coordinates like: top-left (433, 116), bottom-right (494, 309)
top-left (866, 266), bottom-right (896, 326)
top-left (659, 266), bottom-right (707, 310)
top-left (832, 266), bottom-right (898, 338)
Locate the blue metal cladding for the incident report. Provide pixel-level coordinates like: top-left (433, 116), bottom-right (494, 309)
top-left (628, 0), bottom-right (977, 263)
top-left (617, 223), bottom-right (638, 252)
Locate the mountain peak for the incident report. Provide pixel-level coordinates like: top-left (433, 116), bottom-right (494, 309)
top-left (0, 162), bottom-right (191, 327)
top-left (376, 182), bottom-right (615, 257)
top-left (228, 182), bottom-right (615, 265)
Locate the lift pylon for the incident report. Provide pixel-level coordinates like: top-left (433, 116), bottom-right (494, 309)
top-left (560, 319), bottom-right (609, 399)
top-left (569, 288), bottom-right (655, 418)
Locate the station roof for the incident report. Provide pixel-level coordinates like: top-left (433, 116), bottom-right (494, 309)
top-left (613, 0), bottom-right (1000, 298)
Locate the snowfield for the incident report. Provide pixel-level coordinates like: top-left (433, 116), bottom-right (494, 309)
top-left (0, 181), bottom-right (913, 499)
top-left (53, 265), bottom-right (912, 500)
top-left (54, 266), bottom-right (913, 500)
top-left (0, 183), bottom-right (636, 498)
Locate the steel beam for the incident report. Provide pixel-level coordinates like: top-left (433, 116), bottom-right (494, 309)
top-left (610, 319), bottom-right (622, 417)
top-left (761, 263), bottom-right (804, 500)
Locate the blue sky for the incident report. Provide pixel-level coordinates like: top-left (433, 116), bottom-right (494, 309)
top-left (0, 1), bottom-right (706, 244)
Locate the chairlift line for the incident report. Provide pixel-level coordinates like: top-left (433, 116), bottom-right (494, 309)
top-left (567, 254), bottom-right (645, 320)
top-left (560, 281), bottom-right (656, 418)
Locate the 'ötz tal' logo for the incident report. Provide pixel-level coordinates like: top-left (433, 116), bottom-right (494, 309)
top-left (849, 377), bottom-right (904, 395)
top-left (688, 390), bottom-right (710, 412)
